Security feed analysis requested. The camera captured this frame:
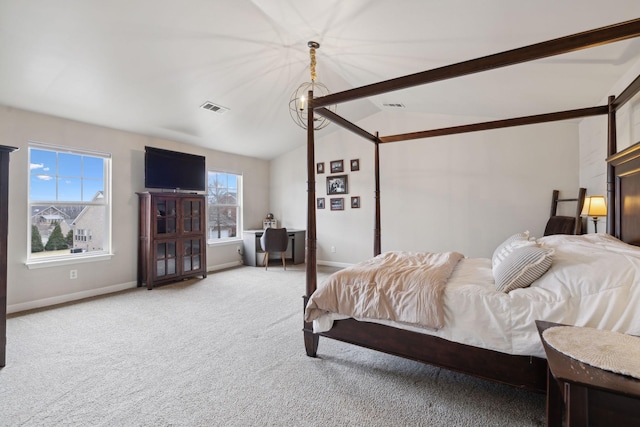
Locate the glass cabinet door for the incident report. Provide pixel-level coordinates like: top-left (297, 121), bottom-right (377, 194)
top-left (182, 238), bottom-right (202, 273)
top-left (182, 199), bottom-right (201, 233)
top-left (155, 240), bottom-right (177, 278)
top-left (155, 198), bottom-right (177, 236)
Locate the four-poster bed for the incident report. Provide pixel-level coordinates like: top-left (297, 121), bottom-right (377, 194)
top-left (302, 18), bottom-right (640, 394)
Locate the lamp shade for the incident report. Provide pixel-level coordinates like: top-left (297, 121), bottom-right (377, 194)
top-left (583, 195), bottom-right (607, 217)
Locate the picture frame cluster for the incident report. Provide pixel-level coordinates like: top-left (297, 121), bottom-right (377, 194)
top-left (316, 158), bottom-right (360, 211)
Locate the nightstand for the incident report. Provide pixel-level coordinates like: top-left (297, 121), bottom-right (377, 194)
top-left (536, 321), bottom-right (640, 427)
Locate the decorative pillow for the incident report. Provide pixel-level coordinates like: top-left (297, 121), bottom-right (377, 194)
top-left (494, 246), bottom-right (554, 293)
top-left (492, 231), bottom-right (536, 269)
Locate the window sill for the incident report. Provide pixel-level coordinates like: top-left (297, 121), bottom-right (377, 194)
top-left (25, 253), bottom-right (114, 269)
top-left (207, 238), bottom-right (242, 247)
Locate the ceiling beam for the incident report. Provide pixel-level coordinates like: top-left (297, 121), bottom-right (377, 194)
top-left (614, 73), bottom-right (640, 110)
top-left (378, 106), bottom-right (608, 143)
top-left (315, 108), bottom-right (378, 143)
top-left (312, 18), bottom-right (640, 109)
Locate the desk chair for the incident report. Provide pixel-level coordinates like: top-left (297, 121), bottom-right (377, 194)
top-left (260, 227), bottom-right (289, 270)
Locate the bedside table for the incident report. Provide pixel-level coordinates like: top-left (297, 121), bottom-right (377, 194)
top-left (536, 321), bottom-right (640, 427)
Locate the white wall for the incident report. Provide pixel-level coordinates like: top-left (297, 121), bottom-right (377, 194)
top-left (271, 111), bottom-right (580, 264)
top-left (1, 106), bottom-right (270, 313)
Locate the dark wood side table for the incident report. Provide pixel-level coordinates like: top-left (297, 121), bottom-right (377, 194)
top-left (536, 320), bottom-right (640, 427)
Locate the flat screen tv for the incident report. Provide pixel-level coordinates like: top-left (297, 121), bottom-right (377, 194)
top-left (144, 146), bottom-right (206, 192)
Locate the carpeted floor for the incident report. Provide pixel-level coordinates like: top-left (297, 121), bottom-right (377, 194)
top-left (0, 264), bottom-right (545, 426)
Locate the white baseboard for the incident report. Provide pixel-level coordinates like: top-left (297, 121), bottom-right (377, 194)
top-left (207, 260), bottom-right (243, 272)
top-left (8, 281), bottom-right (137, 314)
top-left (317, 260), bottom-right (352, 269)
top-left (8, 260), bottom-right (272, 314)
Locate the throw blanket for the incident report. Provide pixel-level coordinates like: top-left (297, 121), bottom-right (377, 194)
top-left (305, 251), bottom-right (464, 330)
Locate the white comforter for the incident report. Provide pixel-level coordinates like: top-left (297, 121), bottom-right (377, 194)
top-left (307, 234), bottom-right (640, 358)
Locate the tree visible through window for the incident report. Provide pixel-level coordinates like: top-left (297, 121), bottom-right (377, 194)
top-left (28, 143), bottom-right (111, 261)
top-left (207, 171), bottom-right (242, 242)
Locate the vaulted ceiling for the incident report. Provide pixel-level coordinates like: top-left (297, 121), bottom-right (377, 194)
top-left (1, 1), bottom-right (640, 159)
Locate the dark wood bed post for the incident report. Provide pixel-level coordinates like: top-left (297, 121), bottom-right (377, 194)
top-left (374, 132), bottom-right (381, 256)
top-left (304, 90), bottom-right (319, 357)
top-left (607, 95), bottom-right (617, 235)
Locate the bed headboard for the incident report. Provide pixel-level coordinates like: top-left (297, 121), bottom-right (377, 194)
top-left (608, 141), bottom-right (640, 246)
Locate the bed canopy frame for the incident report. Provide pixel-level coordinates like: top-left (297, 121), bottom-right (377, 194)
top-left (302, 18), bottom-right (640, 394)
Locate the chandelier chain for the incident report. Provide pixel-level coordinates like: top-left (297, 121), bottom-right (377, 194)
top-left (309, 47), bottom-right (317, 82)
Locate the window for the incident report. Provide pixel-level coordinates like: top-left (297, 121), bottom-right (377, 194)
top-left (28, 143), bottom-right (111, 262)
top-left (207, 171), bottom-right (242, 242)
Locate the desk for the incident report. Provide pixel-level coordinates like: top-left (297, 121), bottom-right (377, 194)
top-left (536, 321), bottom-right (640, 427)
top-left (242, 229), bottom-right (305, 266)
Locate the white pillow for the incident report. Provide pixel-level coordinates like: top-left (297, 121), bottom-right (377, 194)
top-left (492, 231), bottom-right (536, 269)
top-left (494, 246), bottom-right (554, 293)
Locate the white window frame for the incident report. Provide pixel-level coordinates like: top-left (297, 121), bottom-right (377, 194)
top-left (27, 142), bottom-right (112, 268)
top-left (207, 170), bottom-right (242, 244)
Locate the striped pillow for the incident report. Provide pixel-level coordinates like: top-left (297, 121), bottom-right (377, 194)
top-left (494, 246), bottom-right (554, 293)
top-left (492, 231), bottom-right (536, 269)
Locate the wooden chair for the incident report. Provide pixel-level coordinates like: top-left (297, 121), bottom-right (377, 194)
top-left (259, 228), bottom-right (289, 270)
top-left (543, 188), bottom-right (586, 236)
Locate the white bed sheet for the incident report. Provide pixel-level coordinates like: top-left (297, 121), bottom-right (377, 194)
top-left (310, 234), bottom-right (640, 358)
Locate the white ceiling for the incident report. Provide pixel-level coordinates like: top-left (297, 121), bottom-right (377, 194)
top-left (1, 0), bottom-right (640, 159)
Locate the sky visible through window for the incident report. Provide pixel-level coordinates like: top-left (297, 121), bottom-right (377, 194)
top-left (30, 148), bottom-right (104, 202)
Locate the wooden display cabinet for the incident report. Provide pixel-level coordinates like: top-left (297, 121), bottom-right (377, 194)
top-left (1, 145), bottom-right (17, 367)
top-left (137, 192), bottom-right (207, 289)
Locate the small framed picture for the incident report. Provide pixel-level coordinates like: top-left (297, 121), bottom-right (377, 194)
top-left (316, 197), bottom-right (325, 209)
top-left (330, 198), bottom-right (344, 211)
top-left (330, 160), bottom-right (344, 173)
top-left (316, 162), bottom-right (324, 174)
top-left (327, 174), bottom-right (348, 195)
top-left (351, 196), bottom-right (360, 208)
top-left (350, 159), bottom-right (360, 171)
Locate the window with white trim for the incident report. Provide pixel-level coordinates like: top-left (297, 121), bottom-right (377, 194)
top-left (28, 143), bottom-right (111, 261)
top-left (207, 171), bottom-right (242, 242)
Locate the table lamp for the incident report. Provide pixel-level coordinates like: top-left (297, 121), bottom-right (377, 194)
top-left (581, 196), bottom-right (607, 233)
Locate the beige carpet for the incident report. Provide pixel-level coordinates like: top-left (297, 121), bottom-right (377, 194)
top-left (0, 264), bottom-right (545, 426)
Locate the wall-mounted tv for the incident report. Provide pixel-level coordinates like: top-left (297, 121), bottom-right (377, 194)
top-left (144, 146), bottom-right (206, 192)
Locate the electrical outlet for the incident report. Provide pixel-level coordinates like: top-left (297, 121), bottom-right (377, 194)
top-left (70, 269), bottom-right (78, 279)
top-left (331, 246), bottom-right (336, 253)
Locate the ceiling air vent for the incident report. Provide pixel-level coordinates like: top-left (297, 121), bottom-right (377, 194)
top-left (382, 103), bottom-right (405, 108)
top-left (200, 101), bottom-right (229, 114)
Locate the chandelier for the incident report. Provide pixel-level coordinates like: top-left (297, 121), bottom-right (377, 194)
top-left (289, 41), bottom-right (335, 130)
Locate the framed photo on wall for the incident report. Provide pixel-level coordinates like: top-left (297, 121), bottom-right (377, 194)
top-left (316, 162), bottom-right (324, 174)
top-left (330, 198), bottom-right (344, 211)
top-left (317, 197), bottom-right (325, 209)
top-left (326, 174), bottom-right (348, 195)
top-left (351, 196), bottom-right (360, 208)
top-left (330, 160), bottom-right (344, 173)
top-left (350, 159), bottom-right (360, 171)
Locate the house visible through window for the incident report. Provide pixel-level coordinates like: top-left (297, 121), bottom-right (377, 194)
top-left (28, 143), bottom-right (111, 261)
top-left (207, 171), bottom-right (242, 242)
